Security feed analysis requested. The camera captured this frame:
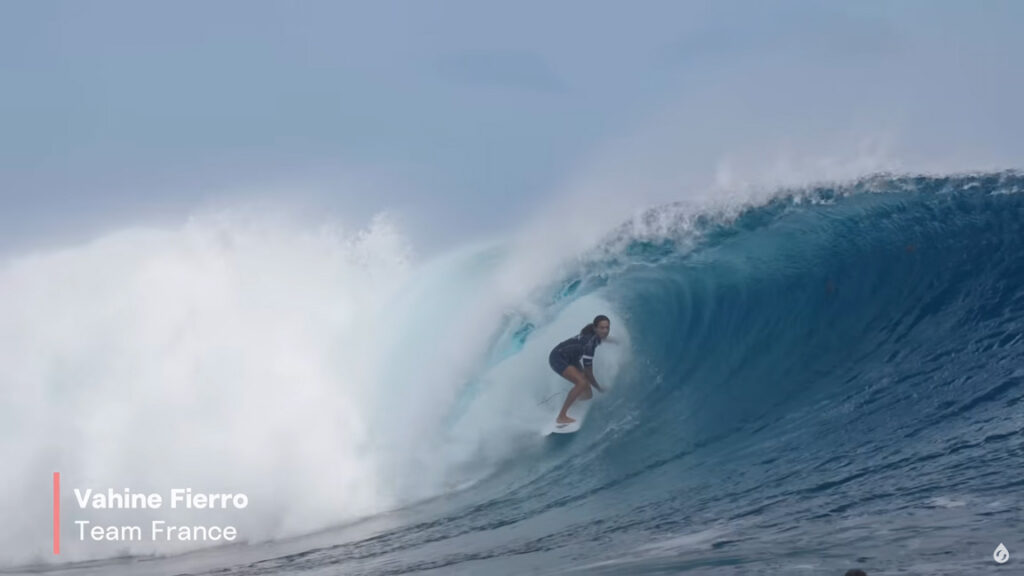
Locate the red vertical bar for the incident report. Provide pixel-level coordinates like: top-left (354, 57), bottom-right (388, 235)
top-left (53, 472), bottom-right (60, 554)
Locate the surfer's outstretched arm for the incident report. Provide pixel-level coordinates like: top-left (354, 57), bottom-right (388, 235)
top-left (584, 365), bottom-right (604, 392)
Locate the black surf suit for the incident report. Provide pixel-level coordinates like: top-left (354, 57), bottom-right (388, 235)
top-left (548, 329), bottom-right (601, 374)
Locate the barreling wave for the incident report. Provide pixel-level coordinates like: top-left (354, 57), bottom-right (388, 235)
top-left (369, 171), bottom-right (1024, 575)
top-left (6, 172), bottom-right (1023, 575)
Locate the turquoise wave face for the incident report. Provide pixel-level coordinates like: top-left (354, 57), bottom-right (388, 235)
top-left (496, 173), bottom-right (1022, 555)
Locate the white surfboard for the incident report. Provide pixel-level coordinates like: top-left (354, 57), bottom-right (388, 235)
top-left (543, 396), bottom-right (593, 435)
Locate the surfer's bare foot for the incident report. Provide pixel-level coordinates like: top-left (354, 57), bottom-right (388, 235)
top-left (556, 415), bottom-right (576, 425)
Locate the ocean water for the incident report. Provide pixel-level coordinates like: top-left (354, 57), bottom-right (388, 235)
top-left (3, 173), bottom-right (1023, 575)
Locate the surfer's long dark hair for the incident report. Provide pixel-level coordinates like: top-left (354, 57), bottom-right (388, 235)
top-left (580, 314), bottom-right (610, 335)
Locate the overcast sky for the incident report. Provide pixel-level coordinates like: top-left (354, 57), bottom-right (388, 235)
top-left (2, 1), bottom-right (1022, 256)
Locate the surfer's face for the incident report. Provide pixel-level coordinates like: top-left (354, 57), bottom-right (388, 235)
top-left (595, 320), bottom-right (610, 340)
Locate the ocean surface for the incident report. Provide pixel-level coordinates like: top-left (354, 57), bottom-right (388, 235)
top-left (5, 173), bottom-right (1023, 575)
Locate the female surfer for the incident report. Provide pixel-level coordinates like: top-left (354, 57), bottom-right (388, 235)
top-left (548, 315), bottom-right (611, 424)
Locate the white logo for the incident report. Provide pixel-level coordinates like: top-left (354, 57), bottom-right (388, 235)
top-left (993, 543), bottom-right (1009, 564)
